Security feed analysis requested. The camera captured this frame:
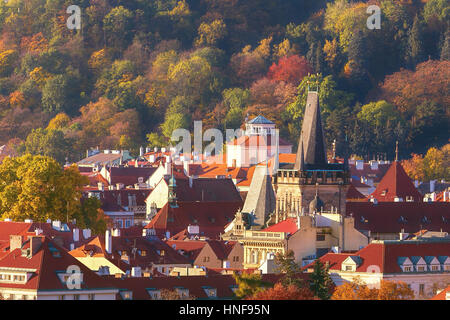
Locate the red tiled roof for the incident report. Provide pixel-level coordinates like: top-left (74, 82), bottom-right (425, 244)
top-left (145, 201), bottom-right (243, 240)
top-left (0, 236), bottom-right (115, 291)
top-left (311, 240), bottom-right (450, 274)
top-left (107, 273), bottom-right (310, 300)
top-left (166, 240), bottom-right (207, 261)
top-left (349, 162), bottom-right (391, 184)
top-left (346, 184), bottom-right (367, 200)
top-left (163, 177), bottom-right (243, 202)
top-left (0, 221), bottom-right (93, 255)
top-left (371, 161), bottom-right (422, 202)
top-left (100, 189), bottom-right (151, 212)
top-left (263, 218), bottom-right (298, 234)
top-left (347, 201), bottom-right (450, 233)
top-left (206, 240), bottom-right (236, 260)
top-left (70, 234), bottom-right (191, 271)
top-left (108, 166), bottom-right (158, 186)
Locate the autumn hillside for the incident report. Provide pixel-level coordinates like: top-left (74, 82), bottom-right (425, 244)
top-left (0, 0), bottom-right (448, 163)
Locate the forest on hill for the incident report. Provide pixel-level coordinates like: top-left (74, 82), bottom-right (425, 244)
top-left (0, 0), bottom-right (448, 163)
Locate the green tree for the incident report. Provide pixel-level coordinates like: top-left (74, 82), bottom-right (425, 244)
top-left (407, 15), bottom-right (425, 67)
top-left (103, 6), bottom-right (134, 50)
top-left (232, 272), bottom-right (272, 300)
top-left (22, 128), bottom-right (71, 164)
top-left (309, 259), bottom-right (334, 300)
top-left (274, 250), bottom-right (305, 289)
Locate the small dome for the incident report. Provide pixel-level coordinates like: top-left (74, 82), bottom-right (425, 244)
top-left (309, 194), bottom-right (324, 213)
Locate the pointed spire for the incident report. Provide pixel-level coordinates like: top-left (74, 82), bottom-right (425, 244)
top-left (299, 139), bottom-right (305, 171)
top-left (294, 91), bottom-right (327, 169)
top-left (343, 134), bottom-right (349, 171)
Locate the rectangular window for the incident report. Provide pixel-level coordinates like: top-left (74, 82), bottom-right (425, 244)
top-left (419, 284), bottom-right (425, 296)
top-left (345, 266), bottom-right (353, 271)
top-left (125, 220), bottom-right (131, 228)
top-left (117, 220), bottom-right (123, 228)
top-left (404, 266), bottom-right (411, 272)
top-left (431, 265), bottom-right (439, 271)
top-left (417, 266), bottom-right (425, 272)
top-left (88, 294), bottom-right (95, 300)
top-left (316, 234), bottom-right (326, 241)
top-left (73, 294), bottom-right (80, 300)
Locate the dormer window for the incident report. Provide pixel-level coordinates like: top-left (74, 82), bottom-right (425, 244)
top-left (398, 257), bottom-right (413, 272)
top-left (203, 286), bottom-right (217, 298)
top-left (341, 256), bottom-right (361, 272)
top-left (147, 289), bottom-right (161, 300)
top-left (422, 216), bottom-right (430, 224)
top-left (398, 216), bottom-right (408, 224)
top-left (120, 291), bottom-right (133, 300)
top-left (175, 288), bottom-right (189, 298)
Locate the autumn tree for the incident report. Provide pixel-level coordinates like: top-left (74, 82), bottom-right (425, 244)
top-left (0, 155), bottom-right (103, 231)
top-left (195, 19), bottom-right (227, 47)
top-left (332, 278), bottom-right (415, 300)
top-left (247, 283), bottom-right (317, 300)
top-left (267, 55), bottom-right (312, 86)
top-left (232, 272), bottom-right (273, 300)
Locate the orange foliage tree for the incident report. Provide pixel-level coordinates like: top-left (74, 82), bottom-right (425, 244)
top-left (332, 278), bottom-right (415, 300)
top-left (247, 283), bottom-right (318, 300)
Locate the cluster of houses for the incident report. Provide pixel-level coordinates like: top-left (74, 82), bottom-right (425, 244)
top-left (0, 91), bottom-right (448, 300)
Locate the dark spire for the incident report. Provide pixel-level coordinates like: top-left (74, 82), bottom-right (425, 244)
top-left (343, 134), bottom-right (349, 171)
top-left (294, 91), bottom-right (327, 169)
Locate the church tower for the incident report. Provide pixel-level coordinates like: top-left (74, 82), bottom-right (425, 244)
top-left (271, 90), bottom-right (350, 224)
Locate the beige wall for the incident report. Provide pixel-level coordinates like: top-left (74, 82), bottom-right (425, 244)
top-left (287, 216), bottom-right (317, 264)
top-left (145, 179), bottom-right (168, 214)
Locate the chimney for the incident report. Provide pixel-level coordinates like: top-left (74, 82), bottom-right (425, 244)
top-left (131, 267), bottom-right (142, 277)
top-left (356, 160), bottom-right (364, 170)
top-left (82, 229), bottom-right (92, 239)
top-left (184, 161), bottom-right (190, 176)
top-left (29, 236), bottom-right (42, 256)
top-left (105, 229), bottom-right (112, 254)
top-left (10, 235), bottom-right (22, 252)
top-left (73, 228), bottom-right (80, 242)
top-left (52, 220), bottom-right (62, 231)
top-left (399, 231), bottom-right (409, 240)
top-left (430, 180), bottom-right (436, 193)
top-left (370, 161), bottom-right (378, 170)
top-left (112, 228), bottom-right (121, 237)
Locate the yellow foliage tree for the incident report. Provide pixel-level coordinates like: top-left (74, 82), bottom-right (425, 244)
top-left (195, 19), bottom-right (227, 47)
top-left (47, 113), bottom-right (71, 130)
